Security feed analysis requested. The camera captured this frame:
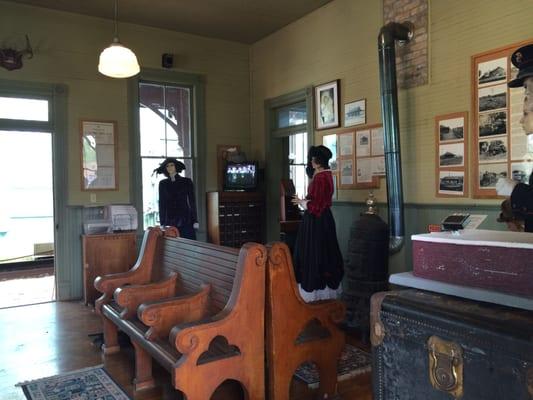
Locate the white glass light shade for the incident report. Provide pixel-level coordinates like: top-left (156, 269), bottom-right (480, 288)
top-left (98, 40), bottom-right (140, 78)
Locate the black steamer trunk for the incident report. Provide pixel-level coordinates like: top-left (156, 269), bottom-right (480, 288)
top-left (371, 289), bottom-right (533, 400)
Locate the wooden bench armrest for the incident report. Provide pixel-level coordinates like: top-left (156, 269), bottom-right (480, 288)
top-left (169, 313), bottom-right (229, 355)
top-left (170, 243), bottom-right (267, 356)
top-left (94, 270), bottom-right (151, 314)
top-left (94, 227), bottom-right (166, 315)
top-left (114, 273), bottom-right (179, 319)
top-left (137, 283), bottom-right (211, 341)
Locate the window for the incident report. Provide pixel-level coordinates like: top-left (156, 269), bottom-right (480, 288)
top-left (275, 102), bottom-right (307, 129)
top-left (138, 82), bottom-right (194, 229)
top-left (0, 96), bottom-right (48, 121)
top-left (289, 132), bottom-right (309, 197)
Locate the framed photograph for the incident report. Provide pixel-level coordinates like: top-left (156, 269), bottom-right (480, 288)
top-left (438, 171), bottom-right (465, 196)
top-left (479, 110), bottom-right (507, 137)
top-left (435, 112), bottom-right (468, 198)
top-left (479, 138), bottom-right (508, 163)
top-left (439, 142), bottom-right (464, 167)
top-left (322, 133), bottom-right (338, 171)
top-left (315, 80), bottom-right (340, 130)
top-left (80, 119), bottom-right (118, 191)
top-left (438, 115), bottom-right (465, 142)
top-left (477, 57), bottom-right (507, 87)
top-left (479, 163), bottom-right (508, 189)
top-left (478, 84), bottom-right (507, 112)
top-left (344, 98), bottom-right (366, 127)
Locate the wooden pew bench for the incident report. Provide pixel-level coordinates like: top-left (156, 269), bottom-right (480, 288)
top-left (266, 242), bottom-right (346, 400)
top-left (94, 226), bottom-right (267, 399)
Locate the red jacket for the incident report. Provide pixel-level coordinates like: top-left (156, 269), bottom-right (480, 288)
top-left (306, 170), bottom-right (333, 217)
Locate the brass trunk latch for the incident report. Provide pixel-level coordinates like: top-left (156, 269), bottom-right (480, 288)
top-left (428, 336), bottom-right (464, 398)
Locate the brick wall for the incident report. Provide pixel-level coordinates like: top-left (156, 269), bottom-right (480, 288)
top-left (383, 0), bottom-right (428, 89)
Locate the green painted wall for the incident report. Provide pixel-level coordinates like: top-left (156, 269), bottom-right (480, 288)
top-left (0, 1), bottom-right (251, 205)
top-left (250, 0), bottom-right (531, 270)
top-left (251, 0), bottom-right (531, 204)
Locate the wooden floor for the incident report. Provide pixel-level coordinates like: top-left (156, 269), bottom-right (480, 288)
top-left (0, 301), bottom-right (372, 400)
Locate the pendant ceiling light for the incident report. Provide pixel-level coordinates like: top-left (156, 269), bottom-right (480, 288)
top-left (98, 0), bottom-right (140, 78)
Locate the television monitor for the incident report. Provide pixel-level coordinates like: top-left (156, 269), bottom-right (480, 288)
top-left (224, 162), bottom-right (257, 191)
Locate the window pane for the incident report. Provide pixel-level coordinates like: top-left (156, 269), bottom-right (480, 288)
top-left (289, 131), bottom-right (308, 164)
top-left (139, 84), bottom-right (166, 157)
top-left (0, 97), bottom-right (48, 121)
top-left (0, 131), bottom-right (53, 264)
top-left (276, 101), bottom-right (307, 129)
top-left (165, 86), bottom-right (191, 157)
top-left (290, 165), bottom-right (308, 199)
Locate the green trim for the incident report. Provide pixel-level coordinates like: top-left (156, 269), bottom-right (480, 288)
top-left (264, 86), bottom-right (313, 241)
top-left (128, 68), bottom-right (206, 240)
top-left (0, 79), bottom-right (73, 299)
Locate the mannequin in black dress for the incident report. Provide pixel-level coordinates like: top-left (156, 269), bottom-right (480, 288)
top-left (153, 158), bottom-right (198, 240)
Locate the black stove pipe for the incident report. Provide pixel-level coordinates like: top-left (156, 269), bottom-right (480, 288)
top-left (378, 22), bottom-right (413, 254)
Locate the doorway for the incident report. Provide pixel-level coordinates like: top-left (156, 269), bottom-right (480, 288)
top-left (0, 96), bottom-right (56, 308)
top-left (265, 87), bottom-right (314, 242)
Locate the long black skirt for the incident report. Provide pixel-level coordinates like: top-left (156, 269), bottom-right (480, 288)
top-left (293, 208), bottom-right (344, 292)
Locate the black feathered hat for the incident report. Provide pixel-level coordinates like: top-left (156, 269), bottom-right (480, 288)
top-left (508, 43), bottom-right (533, 88)
top-left (153, 157), bottom-right (186, 177)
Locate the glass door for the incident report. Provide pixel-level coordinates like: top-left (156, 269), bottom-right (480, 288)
top-left (0, 96), bottom-right (56, 308)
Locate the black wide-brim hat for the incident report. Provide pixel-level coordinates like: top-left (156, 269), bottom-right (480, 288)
top-left (508, 43), bottom-right (533, 88)
top-left (153, 157), bottom-right (186, 176)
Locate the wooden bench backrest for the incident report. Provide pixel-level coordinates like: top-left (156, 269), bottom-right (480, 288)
top-left (154, 236), bottom-right (240, 314)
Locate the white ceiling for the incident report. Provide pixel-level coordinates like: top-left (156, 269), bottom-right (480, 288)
top-left (6, 0), bottom-right (334, 44)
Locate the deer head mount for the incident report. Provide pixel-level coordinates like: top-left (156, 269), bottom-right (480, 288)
top-left (0, 35), bottom-right (33, 71)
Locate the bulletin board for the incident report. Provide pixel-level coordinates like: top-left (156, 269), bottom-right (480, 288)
top-left (324, 124), bottom-right (384, 190)
top-left (471, 39), bottom-right (533, 198)
top-left (80, 119), bottom-right (118, 191)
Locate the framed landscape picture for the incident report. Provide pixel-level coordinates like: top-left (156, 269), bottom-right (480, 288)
top-left (344, 98), bottom-right (366, 127)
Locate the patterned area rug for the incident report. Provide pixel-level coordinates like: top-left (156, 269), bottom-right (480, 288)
top-left (294, 344), bottom-right (372, 389)
top-left (16, 365), bottom-right (130, 400)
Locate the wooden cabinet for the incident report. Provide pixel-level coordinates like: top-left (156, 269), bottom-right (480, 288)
top-left (207, 191), bottom-right (264, 247)
top-left (82, 232), bottom-right (137, 305)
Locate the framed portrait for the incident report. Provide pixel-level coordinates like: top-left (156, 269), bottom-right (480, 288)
top-left (80, 119), bottom-right (118, 191)
top-left (344, 98), bottom-right (366, 127)
top-left (314, 80), bottom-right (340, 130)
